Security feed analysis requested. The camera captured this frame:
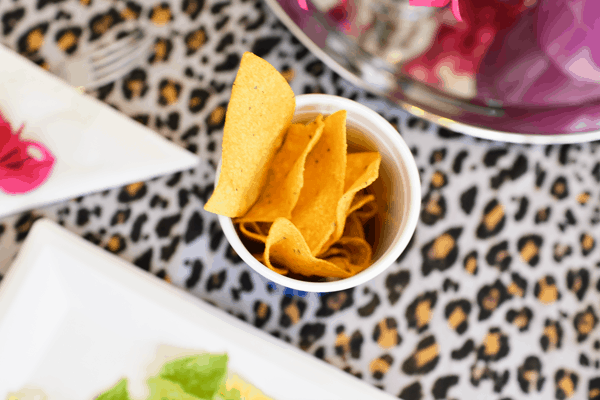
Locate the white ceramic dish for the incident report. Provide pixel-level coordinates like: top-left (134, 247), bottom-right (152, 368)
top-left (0, 44), bottom-right (199, 218)
top-left (0, 219), bottom-right (396, 400)
top-left (218, 94), bottom-right (421, 293)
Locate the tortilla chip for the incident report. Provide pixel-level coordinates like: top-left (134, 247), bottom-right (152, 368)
top-left (355, 197), bottom-right (379, 223)
top-left (323, 237), bottom-right (372, 274)
top-left (319, 246), bottom-right (352, 259)
top-left (346, 193), bottom-right (376, 217)
top-left (291, 111), bottom-right (347, 256)
top-left (256, 251), bottom-right (287, 275)
top-left (238, 222), bottom-right (267, 243)
top-left (264, 218), bottom-right (351, 279)
top-left (324, 256), bottom-right (351, 273)
top-left (256, 222), bottom-right (272, 236)
top-left (343, 153), bottom-right (379, 192)
top-left (204, 52), bottom-right (295, 217)
top-left (342, 212), bottom-right (365, 240)
top-left (317, 152), bottom-right (380, 256)
top-left (235, 115), bottom-right (325, 222)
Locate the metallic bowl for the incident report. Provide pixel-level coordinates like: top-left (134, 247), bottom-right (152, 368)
top-left (264, 0), bottom-right (600, 144)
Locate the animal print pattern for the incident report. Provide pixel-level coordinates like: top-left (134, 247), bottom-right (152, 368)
top-left (1, 0), bottom-right (600, 399)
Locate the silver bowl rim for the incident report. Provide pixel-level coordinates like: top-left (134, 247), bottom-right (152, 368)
top-left (263, 0), bottom-right (600, 145)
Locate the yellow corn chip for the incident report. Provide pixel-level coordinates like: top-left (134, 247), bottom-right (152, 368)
top-left (343, 154), bottom-right (378, 192)
top-left (319, 246), bottom-right (352, 259)
top-left (324, 256), bottom-right (351, 273)
top-left (236, 115), bottom-right (325, 222)
top-left (355, 197), bottom-right (379, 223)
top-left (346, 193), bottom-right (376, 217)
top-left (264, 218), bottom-right (351, 278)
top-left (239, 222), bottom-right (267, 243)
top-left (256, 222), bottom-right (272, 236)
top-left (291, 111), bottom-right (347, 256)
top-left (342, 212), bottom-right (365, 240)
top-left (257, 248), bottom-right (288, 275)
top-left (323, 237), bottom-right (373, 274)
top-left (204, 52), bottom-right (295, 217)
top-left (318, 152), bottom-right (380, 256)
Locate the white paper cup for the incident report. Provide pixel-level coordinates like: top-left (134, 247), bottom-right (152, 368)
top-left (217, 94), bottom-right (420, 292)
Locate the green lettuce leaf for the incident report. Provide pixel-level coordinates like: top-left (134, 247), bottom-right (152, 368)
top-left (96, 379), bottom-right (131, 400)
top-left (158, 354), bottom-right (228, 400)
top-left (147, 377), bottom-right (207, 400)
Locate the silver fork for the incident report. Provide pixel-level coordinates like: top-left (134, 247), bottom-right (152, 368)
top-left (54, 26), bottom-right (153, 91)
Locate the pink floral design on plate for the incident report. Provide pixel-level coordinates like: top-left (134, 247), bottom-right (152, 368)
top-left (0, 113), bottom-right (55, 194)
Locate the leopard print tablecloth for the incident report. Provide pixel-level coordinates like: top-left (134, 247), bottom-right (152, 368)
top-left (1, 1), bottom-right (600, 399)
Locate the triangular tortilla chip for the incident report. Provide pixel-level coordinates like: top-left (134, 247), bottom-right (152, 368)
top-left (205, 52), bottom-right (295, 217)
top-left (291, 111), bottom-right (347, 256)
top-left (238, 222), bottom-right (267, 243)
top-left (342, 212), bottom-right (365, 240)
top-left (346, 193), bottom-right (376, 217)
top-left (264, 218), bottom-right (351, 279)
top-left (235, 116), bottom-right (325, 222)
top-left (323, 237), bottom-right (373, 275)
top-left (317, 152), bottom-right (380, 256)
top-left (354, 197), bottom-right (379, 223)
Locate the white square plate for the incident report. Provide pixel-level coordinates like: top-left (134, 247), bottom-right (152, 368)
top-left (0, 219), bottom-right (395, 400)
top-left (0, 44), bottom-right (199, 218)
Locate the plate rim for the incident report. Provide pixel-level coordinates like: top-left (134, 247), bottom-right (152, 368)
top-left (0, 44), bottom-right (200, 218)
top-left (0, 218), bottom-right (397, 400)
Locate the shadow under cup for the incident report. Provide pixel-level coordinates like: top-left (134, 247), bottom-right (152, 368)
top-left (219, 94), bottom-right (420, 292)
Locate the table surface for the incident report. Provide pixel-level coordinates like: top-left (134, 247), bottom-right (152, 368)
top-left (1, 1), bottom-right (599, 399)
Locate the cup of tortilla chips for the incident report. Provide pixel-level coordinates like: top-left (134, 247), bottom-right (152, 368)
top-left (206, 52), bottom-right (420, 292)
